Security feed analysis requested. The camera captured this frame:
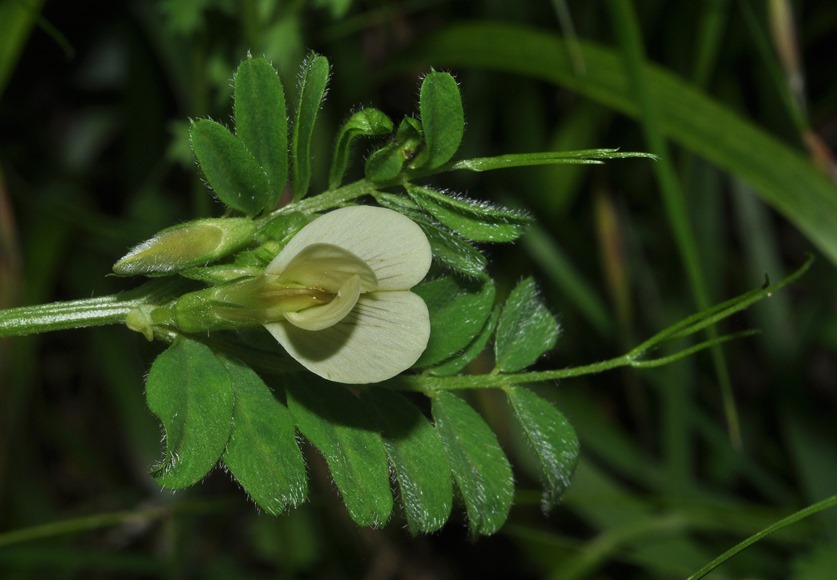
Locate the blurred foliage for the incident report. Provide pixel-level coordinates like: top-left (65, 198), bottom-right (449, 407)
top-left (1, 0), bottom-right (836, 578)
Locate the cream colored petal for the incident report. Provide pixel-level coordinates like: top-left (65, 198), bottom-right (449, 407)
top-left (264, 291), bottom-right (430, 384)
top-left (284, 274), bottom-right (361, 331)
top-left (265, 206), bottom-right (431, 291)
top-left (277, 243), bottom-right (377, 293)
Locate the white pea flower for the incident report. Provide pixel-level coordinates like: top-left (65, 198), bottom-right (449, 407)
top-left (261, 205), bottom-right (432, 384)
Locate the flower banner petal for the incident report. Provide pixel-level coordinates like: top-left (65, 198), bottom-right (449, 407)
top-left (265, 291), bottom-right (430, 383)
top-left (267, 206), bottom-right (431, 291)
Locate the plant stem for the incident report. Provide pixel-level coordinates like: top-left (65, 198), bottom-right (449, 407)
top-left (0, 279), bottom-right (188, 338)
top-left (399, 354), bottom-right (633, 393)
top-left (0, 296), bottom-right (140, 336)
top-left (386, 327), bottom-right (758, 394)
top-left (266, 178), bottom-right (380, 220)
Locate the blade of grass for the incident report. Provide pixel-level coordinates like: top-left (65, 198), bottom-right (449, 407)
top-left (0, 0), bottom-right (48, 99)
top-left (403, 22), bottom-right (837, 265)
top-left (0, 500), bottom-right (234, 549)
top-left (606, 0), bottom-right (740, 459)
top-left (521, 223), bottom-right (611, 339)
top-left (692, 0), bottom-right (728, 85)
top-left (562, 460), bottom-right (711, 577)
top-left (740, 0), bottom-right (807, 133)
top-left (731, 180), bottom-right (796, 361)
top-left (687, 495), bottom-right (837, 579)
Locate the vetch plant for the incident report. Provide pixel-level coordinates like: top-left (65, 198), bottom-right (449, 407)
top-left (0, 54), bottom-right (810, 535)
top-left (132, 205), bottom-right (433, 384)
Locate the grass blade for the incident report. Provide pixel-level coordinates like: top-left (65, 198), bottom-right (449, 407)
top-left (405, 22), bottom-right (837, 265)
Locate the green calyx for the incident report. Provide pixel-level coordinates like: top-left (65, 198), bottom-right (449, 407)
top-left (126, 275), bottom-right (341, 339)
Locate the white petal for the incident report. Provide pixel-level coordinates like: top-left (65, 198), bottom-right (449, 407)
top-left (284, 274), bottom-right (361, 331)
top-left (265, 206), bottom-right (431, 291)
top-left (264, 291), bottom-right (430, 384)
top-left (277, 243), bottom-right (377, 293)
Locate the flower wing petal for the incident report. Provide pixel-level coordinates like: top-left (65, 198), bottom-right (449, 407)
top-left (264, 291), bottom-right (430, 384)
top-left (266, 206), bottom-right (431, 290)
top-left (284, 274), bottom-right (361, 331)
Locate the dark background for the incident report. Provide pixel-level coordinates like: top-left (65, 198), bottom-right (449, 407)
top-left (1, 1), bottom-right (836, 578)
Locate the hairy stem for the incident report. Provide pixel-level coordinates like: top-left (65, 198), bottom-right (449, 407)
top-left (0, 279), bottom-right (188, 338)
top-left (266, 178), bottom-right (380, 219)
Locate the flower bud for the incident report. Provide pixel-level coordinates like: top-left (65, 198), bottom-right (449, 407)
top-left (113, 218), bottom-right (256, 276)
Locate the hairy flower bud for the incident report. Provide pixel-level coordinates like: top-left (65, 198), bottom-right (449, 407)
top-left (113, 218), bottom-right (256, 276)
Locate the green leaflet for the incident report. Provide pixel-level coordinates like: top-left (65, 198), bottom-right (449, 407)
top-left (190, 119), bottom-right (270, 216)
top-left (234, 56), bottom-right (288, 210)
top-left (292, 53), bottom-right (330, 201)
top-left (375, 192), bottom-right (487, 278)
top-left (506, 386), bottom-right (579, 512)
top-left (374, 191), bottom-right (421, 213)
top-left (430, 305), bottom-right (500, 376)
top-left (286, 381), bottom-right (392, 527)
top-left (406, 184), bottom-right (531, 243)
top-left (407, 22), bottom-right (837, 265)
top-left (329, 108), bottom-right (393, 189)
top-left (412, 70), bottom-right (464, 169)
top-left (221, 359), bottom-right (307, 515)
top-left (431, 392), bottom-right (514, 536)
top-left (413, 275), bottom-right (496, 367)
top-left (495, 277), bottom-right (561, 372)
top-left (418, 222), bottom-right (487, 278)
top-left (145, 338), bottom-right (233, 489)
top-left (362, 388), bottom-right (453, 534)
